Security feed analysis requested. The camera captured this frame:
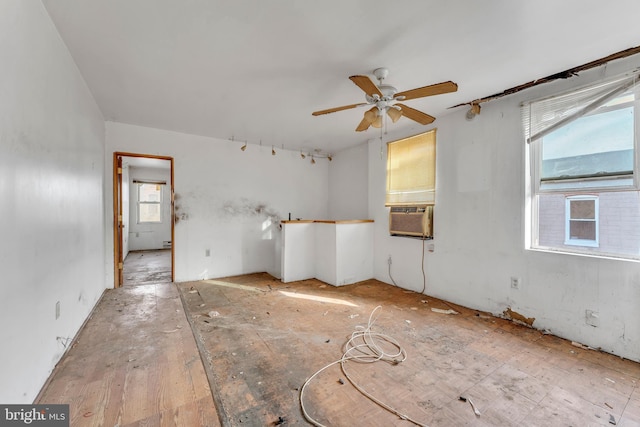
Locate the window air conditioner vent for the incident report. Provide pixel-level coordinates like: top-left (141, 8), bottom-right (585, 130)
top-left (389, 205), bottom-right (433, 238)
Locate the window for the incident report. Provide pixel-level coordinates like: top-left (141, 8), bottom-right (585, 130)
top-left (137, 182), bottom-right (164, 223)
top-left (525, 72), bottom-right (640, 258)
top-left (565, 196), bottom-right (598, 247)
top-left (386, 129), bottom-right (436, 206)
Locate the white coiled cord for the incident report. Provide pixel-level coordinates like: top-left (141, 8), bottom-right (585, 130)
top-left (299, 306), bottom-right (428, 427)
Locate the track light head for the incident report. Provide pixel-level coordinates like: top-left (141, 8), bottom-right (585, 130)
top-left (240, 143), bottom-right (247, 151)
top-left (466, 103), bottom-right (481, 121)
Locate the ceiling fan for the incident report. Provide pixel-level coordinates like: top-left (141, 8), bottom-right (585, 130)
top-left (312, 67), bottom-right (458, 132)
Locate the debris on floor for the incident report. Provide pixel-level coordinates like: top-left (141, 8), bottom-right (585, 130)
top-left (571, 341), bottom-right (596, 351)
top-left (208, 310), bottom-right (220, 318)
top-left (273, 416), bottom-right (286, 425)
top-left (431, 308), bottom-right (459, 315)
top-left (459, 396), bottom-right (481, 416)
top-left (503, 307), bottom-right (535, 327)
top-left (609, 414), bottom-right (617, 425)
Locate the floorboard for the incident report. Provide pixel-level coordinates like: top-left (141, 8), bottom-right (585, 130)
top-left (123, 249), bottom-right (172, 286)
top-left (37, 283), bottom-right (221, 427)
top-left (37, 272), bottom-right (640, 427)
top-left (178, 274), bottom-right (640, 427)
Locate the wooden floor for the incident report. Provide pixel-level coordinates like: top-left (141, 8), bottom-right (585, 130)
top-left (36, 283), bottom-right (220, 427)
top-left (123, 249), bottom-right (172, 286)
top-left (38, 273), bottom-right (640, 426)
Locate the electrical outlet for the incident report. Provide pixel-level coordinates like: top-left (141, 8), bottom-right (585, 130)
top-left (510, 277), bottom-right (519, 289)
top-left (205, 249), bottom-right (210, 257)
top-left (388, 255), bottom-right (392, 265)
top-left (55, 301), bottom-right (60, 320)
top-left (585, 309), bottom-right (599, 327)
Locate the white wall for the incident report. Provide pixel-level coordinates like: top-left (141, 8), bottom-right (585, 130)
top-left (328, 143), bottom-right (369, 220)
top-left (361, 55), bottom-right (640, 362)
top-left (127, 166), bottom-right (172, 251)
top-left (0, 1), bottom-right (106, 402)
top-left (105, 122), bottom-right (329, 283)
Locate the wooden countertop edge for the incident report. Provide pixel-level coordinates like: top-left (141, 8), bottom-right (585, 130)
top-left (281, 219), bottom-right (374, 224)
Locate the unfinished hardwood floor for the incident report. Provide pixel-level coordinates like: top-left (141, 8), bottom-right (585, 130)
top-left (178, 274), bottom-right (640, 427)
top-left (37, 273), bottom-right (640, 426)
top-left (123, 249), bottom-right (172, 286)
top-left (36, 283), bottom-right (220, 427)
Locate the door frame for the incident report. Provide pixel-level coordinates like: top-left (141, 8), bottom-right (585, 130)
top-left (113, 152), bottom-right (175, 288)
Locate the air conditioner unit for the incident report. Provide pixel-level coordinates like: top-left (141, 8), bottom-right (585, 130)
top-left (389, 205), bottom-right (433, 238)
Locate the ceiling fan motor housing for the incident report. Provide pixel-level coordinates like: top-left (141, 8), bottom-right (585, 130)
top-left (366, 84), bottom-right (398, 113)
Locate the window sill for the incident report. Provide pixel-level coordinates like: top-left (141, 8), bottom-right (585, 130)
top-left (527, 246), bottom-right (640, 262)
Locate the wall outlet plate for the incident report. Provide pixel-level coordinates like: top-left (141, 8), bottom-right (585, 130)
top-left (585, 309), bottom-right (599, 327)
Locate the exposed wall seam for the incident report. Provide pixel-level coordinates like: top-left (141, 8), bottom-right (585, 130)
top-left (449, 45), bottom-right (640, 110)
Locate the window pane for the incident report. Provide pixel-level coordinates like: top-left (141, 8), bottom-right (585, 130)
top-left (570, 200), bottom-right (595, 219)
top-left (569, 220), bottom-right (596, 240)
top-left (541, 97), bottom-right (634, 181)
top-left (139, 183), bottom-right (163, 202)
top-left (139, 203), bottom-right (161, 222)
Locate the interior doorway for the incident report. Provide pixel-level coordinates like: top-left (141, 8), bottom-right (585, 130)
top-left (113, 152), bottom-right (174, 288)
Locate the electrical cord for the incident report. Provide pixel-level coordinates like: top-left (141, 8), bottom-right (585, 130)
top-left (388, 238), bottom-right (428, 293)
top-left (388, 257), bottom-right (399, 287)
top-left (299, 306), bottom-right (428, 427)
top-left (421, 238), bottom-right (427, 294)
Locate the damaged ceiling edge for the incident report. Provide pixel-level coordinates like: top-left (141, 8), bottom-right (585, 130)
top-left (450, 44), bottom-right (640, 110)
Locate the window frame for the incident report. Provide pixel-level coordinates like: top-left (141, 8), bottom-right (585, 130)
top-left (530, 88), bottom-right (640, 195)
top-left (564, 195), bottom-right (599, 247)
top-left (526, 72), bottom-right (640, 259)
top-left (136, 182), bottom-right (164, 224)
top-left (385, 129), bottom-right (437, 207)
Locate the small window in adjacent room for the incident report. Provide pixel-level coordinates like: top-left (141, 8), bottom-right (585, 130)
top-left (524, 72), bottom-right (640, 259)
top-left (137, 182), bottom-right (164, 223)
top-left (565, 196), bottom-right (598, 247)
top-left (386, 129), bottom-right (436, 206)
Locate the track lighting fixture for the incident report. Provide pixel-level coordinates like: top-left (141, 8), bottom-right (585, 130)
top-left (240, 142), bottom-right (247, 151)
top-left (272, 145), bottom-right (276, 156)
top-left (311, 156), bottom-right (316, 164)
top-left (327, 156), bottom-right (332, 162)
top-left (300, 152), bottom-right (306, 159)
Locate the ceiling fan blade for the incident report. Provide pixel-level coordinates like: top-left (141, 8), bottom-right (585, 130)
top-left (387, 107), bottom-right (402, 123)
top-left (312, 102), bottom-right (367, 116)
top-left (349, 75), bottom-right (383, 97)
top-left (356, 107), bottom-right (378, 132)
top-left (396, 103), bottom-right (436, 125)
top-left (355, 117), bottom-right (371, 132)
top-left (395, 81), bottom-right (458, 101)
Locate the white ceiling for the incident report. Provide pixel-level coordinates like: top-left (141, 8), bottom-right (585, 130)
top-left (42, 0), bottom-right (640, 155)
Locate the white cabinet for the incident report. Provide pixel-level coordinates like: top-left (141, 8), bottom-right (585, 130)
top-left (281, 220), bottom-right (374, 286)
